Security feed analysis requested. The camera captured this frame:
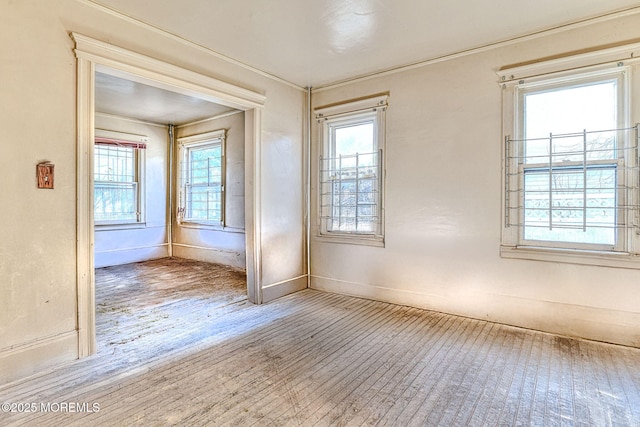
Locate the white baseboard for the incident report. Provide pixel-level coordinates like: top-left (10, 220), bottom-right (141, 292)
top-left (95, 244), bottom-right (169, 268)
top-left (310, 275), bottom-right (640, 348)
top-left (172, 244), bottom-right (245, 269)
top-left (262, 275), bottom-right (308, 303)
top-left (0, 331), bottom-right (78, 386)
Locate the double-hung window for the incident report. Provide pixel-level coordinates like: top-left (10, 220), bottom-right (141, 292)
top-left (178, 130), bottom-right (225, 226)
top-left (94, 131), bottom-right (146, 225)
top-left (316, 94), bottom-right (387, 244)
top-left (500, 46), bottom-right (640, 266)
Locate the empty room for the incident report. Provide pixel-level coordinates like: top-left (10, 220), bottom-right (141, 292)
top-left (1, 0), bottom-right (640, 425)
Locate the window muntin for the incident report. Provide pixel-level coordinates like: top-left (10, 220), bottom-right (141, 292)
top-left (178, 130), bottom-right (225, 227)
top-left (506, 69), bottom-right (634, 252)
top-left (94, 144), bottom-right (139, 223)
top-left (320, 112), bottom-right (382, 236)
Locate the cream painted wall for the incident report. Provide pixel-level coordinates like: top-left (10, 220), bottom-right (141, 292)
top-left (0, 0), bottom-right (306, 385)
top-left (173, 112), bottom-right (246, 269)
top-left (94, 114), bottom-right (169, 268)
top-left (310, 12), bottom-right (640, 348)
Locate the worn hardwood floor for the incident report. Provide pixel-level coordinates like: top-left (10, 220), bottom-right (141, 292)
top-left (1, 258), bottom-right (640, 426)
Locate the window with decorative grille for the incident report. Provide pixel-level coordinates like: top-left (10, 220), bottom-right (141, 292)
top-left (94, 137), bottom-right (145, 224)
top-left (178, 130), bottom-right (225, 226)
top-left (316, 94), bottom-right (387, 244)
top-left (501, 57), bottom-right (640, 264)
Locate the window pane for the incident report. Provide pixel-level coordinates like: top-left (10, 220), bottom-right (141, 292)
top-left (334, 122), bottom-right (374, 159)
top-left (523, 81), bottom-right (617, 164)
top-left (94, 182), bottom-right (137, 222)
top-left (94, 145), bottom-right (135, 182)
top-left (323, 118), bottom-right (380, 234)
top-left (189, 146), bottom-right (221, 185)
top-left (523, 166), bottom-right (616, 245)
top-left (186, 185), bottom-right (222, 222)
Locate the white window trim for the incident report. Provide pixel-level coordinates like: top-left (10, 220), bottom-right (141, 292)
top-left (177, 129), bottom-right (226, 228)
top-left (315, 94), bottom-right (388, 246)
top-left (499, 43), bottom-right (640, 269)
top-left (94, 129), bottom-right (147, 228)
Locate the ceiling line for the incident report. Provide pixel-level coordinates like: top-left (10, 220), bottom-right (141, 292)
top-left (81, 0), bottom-right (306, 92)
top-left (312, 5), bottom-right (640, 93)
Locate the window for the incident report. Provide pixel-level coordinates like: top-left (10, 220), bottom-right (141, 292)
top-left (316, 94), bottom-right (387, 244)
top-left (94, 133), bottom-right (146, 225)
top-left (500, 47), bottom-right (640, 266)
top-left (178, 130), bottom-right (225, 226)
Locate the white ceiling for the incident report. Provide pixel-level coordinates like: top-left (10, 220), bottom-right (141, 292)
top-left (95, 72), bottom-right (238, 125)
top-left (92, 0), bottom-right (640, 88)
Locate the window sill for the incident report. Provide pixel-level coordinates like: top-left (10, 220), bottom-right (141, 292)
top-left (315, 233), bottom-right (384, 248)
top-left (95, 222), bottom-right (146, 231)
top-left (178, 222), bottom-right (245, 234)
top-left (500, 245), bottom-right (640, 269)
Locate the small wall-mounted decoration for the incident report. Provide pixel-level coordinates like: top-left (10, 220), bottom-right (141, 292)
top-left (37, 162), bottom-right (54, 189)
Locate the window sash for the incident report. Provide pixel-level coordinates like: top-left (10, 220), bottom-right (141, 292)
top-left (94, 181), bottom-right (138, 223)
top-left (183, 145), bottom-right (223, 224)
top-left (505, 69), bottom-right (633, 252)
top-left (184, 183), bottom-right (222, 222)
top-left (178, 131), bottom-right (225, 227)
top-left (94, 145), bottom-right (135, 183)
top-left (320, 112), bottom-right (382, 236)
top-left (94, 144), bottom-right (140, 225)
top-left (519, 162), bottom-right (620, 249)
top-left (323, 151), bottom-right (381, 234)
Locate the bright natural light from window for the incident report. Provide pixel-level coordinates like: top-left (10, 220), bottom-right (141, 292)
top-left (317, 95), bottom-right (387, 243)
top-left (334, 122), bottom-right (374, 159)
top-left (94, 145), bottom-right (138, 223)
top-left (329, 121), bottom-right (378, 233)
top-left (321, 117), bottom-right (381, 235)
top-left (524, 82), bottom-right (616, 139)
top-left (186, 144), bottom-right (222, 223)
top-left (521, 80), bottom-right (618, 246)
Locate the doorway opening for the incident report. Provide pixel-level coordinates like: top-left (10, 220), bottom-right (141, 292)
top-left (74, 33), bottom-right (265, 358)
top-left (92, 67), bottom-right (249, 357)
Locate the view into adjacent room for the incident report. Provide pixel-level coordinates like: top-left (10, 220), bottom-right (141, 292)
top-left (93, 68), bottom-right (248, 361)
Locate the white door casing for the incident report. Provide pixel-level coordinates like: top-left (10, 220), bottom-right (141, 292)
top-left (73, 33), bottom-right (265, 357)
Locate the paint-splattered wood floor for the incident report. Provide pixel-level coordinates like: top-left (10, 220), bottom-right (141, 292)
top-left (1, 258), bottom-right (640, 426)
